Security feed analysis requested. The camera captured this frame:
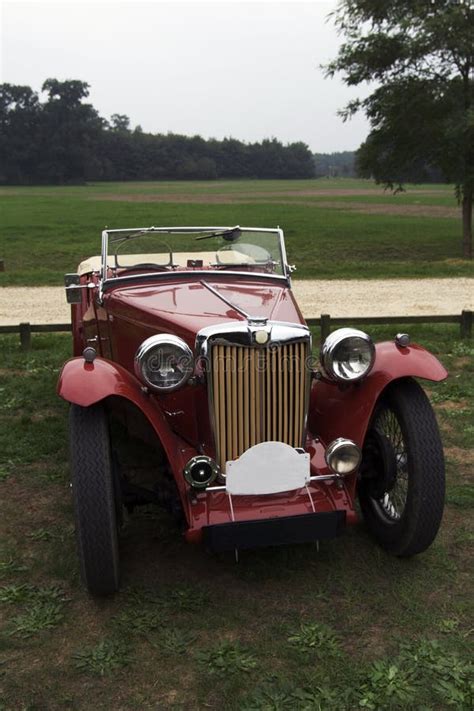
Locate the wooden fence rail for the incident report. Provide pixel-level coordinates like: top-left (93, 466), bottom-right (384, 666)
top-left (306, 311), bottom-right (472, 343)
top-left (0, 323), bottom-right (72, 351)
top-left (0, 311), bottom-right (471, 351)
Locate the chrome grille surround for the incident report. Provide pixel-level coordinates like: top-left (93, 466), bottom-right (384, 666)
top-left (196, 321), bottom-right (312, 474)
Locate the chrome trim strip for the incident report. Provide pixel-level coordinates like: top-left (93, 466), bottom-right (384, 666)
top-left (99, 228), bottom-right (108, 302)
top-left (196, 320), bottom-right (311, 359)
top-left (104, 226), bottom-right (284, 235)
top-left (205, 473), bottom-right (343, 492)
top-left (277, 227), bottom-right (291, 287)
top-left (101, 271), bottom-right (289, 295)
top-left (302, 339), bottom-right (312, 447)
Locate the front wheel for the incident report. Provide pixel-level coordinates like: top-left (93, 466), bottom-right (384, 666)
top-left (358, 378), bottom-right (445, 556)
top-left (69, 403), bottom-right (120, 595)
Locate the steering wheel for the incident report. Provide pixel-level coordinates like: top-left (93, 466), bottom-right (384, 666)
top-left (122, 263), bottom-right (169, 271)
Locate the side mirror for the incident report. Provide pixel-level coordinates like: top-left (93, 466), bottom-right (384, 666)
top-left (64, 273), bottom-right (82, 304)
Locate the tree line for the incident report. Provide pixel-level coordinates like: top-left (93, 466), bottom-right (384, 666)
top-left (327, 0), bottom-right (473, 258)
top-left (0, 79), bottom-right (316, 184)
top-left (313, 151), bottom-right (446, 182)
top-left (314, 151), bottom-right (356, 178)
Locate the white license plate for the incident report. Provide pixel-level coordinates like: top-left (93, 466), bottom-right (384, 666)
top-left (226, 441), bottom-right (310, 495)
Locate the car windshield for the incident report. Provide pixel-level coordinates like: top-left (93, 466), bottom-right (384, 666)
top-left (105, 227), bottom-right (285, 279)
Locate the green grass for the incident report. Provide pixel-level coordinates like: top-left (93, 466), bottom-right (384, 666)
top-left (0, 327), bottom-right (472, 708)
top-left (0, 177), bottom-right (455, 196)
top-left (196, 641), bottom-right (258, 675)
top-left (287, 622), bottom-right (341, 658)
top-left (73, 639), bottom-right (131, 677)
top-left (9, 600), bottom-right (65, 638)
top-left (0, 178), bottom-right (472, 285)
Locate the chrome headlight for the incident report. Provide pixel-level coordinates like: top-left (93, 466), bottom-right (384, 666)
top-left (134, 335), bottom-right (193, 392)
top-left (321, 328), bottom-right (375, 382)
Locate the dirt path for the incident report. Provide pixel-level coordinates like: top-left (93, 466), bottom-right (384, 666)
top-left (0, 278), bottom-right (472, 325)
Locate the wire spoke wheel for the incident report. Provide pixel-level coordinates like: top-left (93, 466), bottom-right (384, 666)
top-left (373, 407), bottom-right (408, 522)
top-left (359, 378), bottom-right (445, 557)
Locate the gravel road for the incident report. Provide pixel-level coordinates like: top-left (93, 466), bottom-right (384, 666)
top-left (1, 279), bottom-right (472, 326)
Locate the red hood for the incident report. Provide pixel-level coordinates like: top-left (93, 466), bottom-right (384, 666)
top-left (105, 277), bottom-right (305, 346)
top-left (102, 276), bottom-right (307, 456)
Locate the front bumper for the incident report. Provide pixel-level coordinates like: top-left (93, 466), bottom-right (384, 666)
top-left (203, 510), bottom-right (346, 552)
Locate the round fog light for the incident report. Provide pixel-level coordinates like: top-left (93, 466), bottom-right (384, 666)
top-left (184, 456), bottom-right (219, 489)
top-left (325, 438), bottom-right (361, 475)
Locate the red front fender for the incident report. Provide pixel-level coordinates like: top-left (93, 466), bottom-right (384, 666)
top-left (58, 356), bottom-right (147, 408)
top-left (308, 341), bottom-right (447, 449)
top-left (57, 356), bottom-right (196, 519)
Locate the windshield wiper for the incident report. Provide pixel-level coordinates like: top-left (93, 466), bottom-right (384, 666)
top-left (195, 226), bottom-right (242, 242)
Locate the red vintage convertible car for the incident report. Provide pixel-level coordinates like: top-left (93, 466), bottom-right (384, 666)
top-left (58, 226), bottom-right (447, 595)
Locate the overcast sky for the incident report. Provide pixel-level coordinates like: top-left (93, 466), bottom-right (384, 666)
top-left (0, 0), bottom-right (370, 152)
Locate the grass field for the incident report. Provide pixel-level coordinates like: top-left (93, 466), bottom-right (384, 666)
top-left (0, 326), bottom-right (473, 710)
top-left (1, 178), bottom-right (473, 286)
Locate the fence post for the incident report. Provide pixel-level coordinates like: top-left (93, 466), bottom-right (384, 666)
top-left (320, 314), bottom-right (331, 343)
top-left (460, 310), bottom-right (472, 339)
top-left (19, 322), bottom-right (31, 351)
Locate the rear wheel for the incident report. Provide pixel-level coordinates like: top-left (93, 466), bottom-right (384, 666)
top-left (358, 378), bottom-right (445, 556)
top-left (69, 403), bottom-right (120, 595)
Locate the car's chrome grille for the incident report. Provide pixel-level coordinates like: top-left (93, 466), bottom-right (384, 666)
top-left (210, 342), bottom-right (309, 472)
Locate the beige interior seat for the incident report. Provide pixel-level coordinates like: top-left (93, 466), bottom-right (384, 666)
top-left (77, 250), bottom-right (255, 276)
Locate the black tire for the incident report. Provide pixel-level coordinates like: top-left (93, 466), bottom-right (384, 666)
top-left (358, 378), bottom-right (445, 556)
top-left (69, 403), bottom-right (120, 595)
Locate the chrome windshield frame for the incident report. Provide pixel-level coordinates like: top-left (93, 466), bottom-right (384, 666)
top-left (99, 225), bottom-right (291, 300)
